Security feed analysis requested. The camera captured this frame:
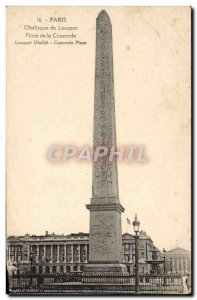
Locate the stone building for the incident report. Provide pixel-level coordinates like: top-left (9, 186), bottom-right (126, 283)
top-left (7, 230), bottom-right (157, 274)
top-left (165, 247), bottom-right (191, 274)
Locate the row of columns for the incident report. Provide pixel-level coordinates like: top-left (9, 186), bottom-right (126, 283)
top-left (123, 244), bottom-right (134, 262)
top-left (123, 244), bottom-right (151, 263)
top-left (7, 244), bottom-right (88, 264)
top-left (34, 264), bottom-right (82, 273)
top-left (171, 257), bottom-right (189, 273)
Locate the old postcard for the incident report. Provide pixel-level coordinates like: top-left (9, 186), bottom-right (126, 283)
top-left (6, 6), bottom-right (192, 295)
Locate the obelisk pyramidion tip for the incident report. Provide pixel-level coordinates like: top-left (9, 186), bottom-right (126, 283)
top-left (97, 10), bottom-right (111, 22)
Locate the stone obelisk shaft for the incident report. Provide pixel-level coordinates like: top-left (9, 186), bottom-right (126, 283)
top-left (92, 9), bottom-right (119, 201)
top-left (86, 11), bottom-right (126, 272)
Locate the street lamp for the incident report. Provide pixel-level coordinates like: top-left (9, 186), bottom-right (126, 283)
top-left (133, 214), bottom-right (140, 294)
top-left (169, 257), bottom-right (173, 274)
top-left (163, 248), bottom-right (166, 285)
top-left (163, 248), bottom-right (166, 274)
top-left (133, 214), bottom-right (140, 233)
top-left (183, 261), bottom-right (186, 275)
top-left (29, 251), bottom-right (35, 287)
top-left (29, 251), bottom-right (36, 274)
top-left (29, 251), bottom-right (34, 271)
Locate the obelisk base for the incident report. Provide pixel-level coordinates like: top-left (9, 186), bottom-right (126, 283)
top-left (84, 263), bottom-right (127, 274)
top-left (83, 263), bottom-right (128, 284)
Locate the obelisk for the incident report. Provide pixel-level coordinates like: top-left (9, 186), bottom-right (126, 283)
top-left (86, 10), bottom-right (126, 273)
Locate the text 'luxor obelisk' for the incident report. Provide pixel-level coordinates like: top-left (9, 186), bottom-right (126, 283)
top-left (86, 10), bottom-right (126, 273)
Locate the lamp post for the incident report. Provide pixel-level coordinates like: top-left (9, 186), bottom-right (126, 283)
top-left (133, 214), bottom-right (140, 294)
top-left (183, 261), bottom-right (186, 275)
top-left (163, 248), bottom-right (166, 274)
top-left (29, 251), bottom-right (34, 272)
top-left (169, 257), bottom-right (173, 274)
top-left (29, 251), bottom-right (36, 274)
top-left (29, 251), bottom-right (35, 287)
top-left (163, 248), bottom-right (166, 285)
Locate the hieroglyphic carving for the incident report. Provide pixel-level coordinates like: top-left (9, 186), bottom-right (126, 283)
top-left (90, 215), bottom-right (116, 255)
top-left (92, 11), bottom-right (119, 199)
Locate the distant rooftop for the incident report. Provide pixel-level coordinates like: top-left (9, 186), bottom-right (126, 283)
top-left (8, 230), bottom-right (153, 242)
top-left (8, 230), bottom-right (153, 241)
top-left (166, 247), bottom-right (191, 254)
top-left (7, 231), bottom-right (90, 241)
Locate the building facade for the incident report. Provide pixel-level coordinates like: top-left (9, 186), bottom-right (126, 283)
top-left (165, 248), bottom-right (191, 274)
top-left (7, 231), bottom-right (164, 274)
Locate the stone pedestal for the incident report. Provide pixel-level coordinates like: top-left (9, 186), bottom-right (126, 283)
top-left (86, 203), bottom-right (126, 273)
top-left (85, 263), bottom-right (127, 274)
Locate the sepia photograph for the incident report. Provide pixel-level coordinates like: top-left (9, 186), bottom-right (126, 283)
top-left (6, 6), bottom-right (192, 295)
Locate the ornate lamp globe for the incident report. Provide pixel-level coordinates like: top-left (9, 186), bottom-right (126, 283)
top-left (133, 214), bottom-right (140, 234)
